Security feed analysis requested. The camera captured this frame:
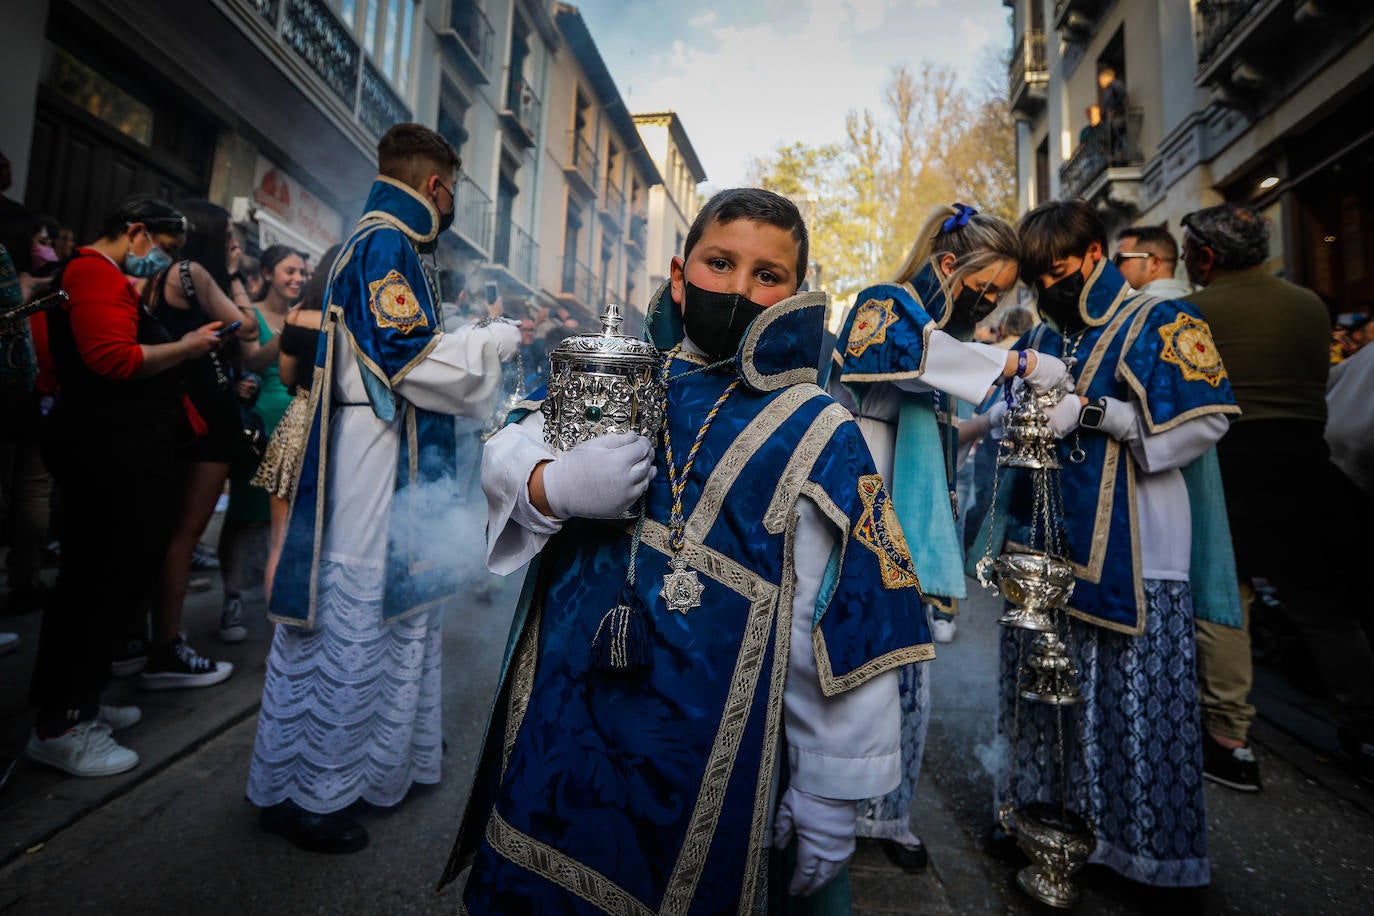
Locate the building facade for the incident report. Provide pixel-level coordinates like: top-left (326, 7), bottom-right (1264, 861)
top-left (3, 0), bottom-right (704, 332)
top-left (5, 0), bottom-right (428, 262)
top-left (632, 111), bottom-right (708, 297)
top-left (1007, 0), bottom-right (1374, 312)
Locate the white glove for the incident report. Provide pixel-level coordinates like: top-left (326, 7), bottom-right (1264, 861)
top-left (486, 320), bottom-right (521, 362)
top-left (772, 787), bottom-right (856, 897)
top-left (540, 432), bottom-right (655, 519)
top-left (1044, 395), bottom-right (1084, 438)
top-left (1022, 351), bottom-right (1072, 393)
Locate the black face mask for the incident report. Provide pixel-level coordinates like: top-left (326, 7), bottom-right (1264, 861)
top-left (945, 284), bottom-right (998, 342)
top-left (1037, 269), bottom-right (1087, 332)
top-left (681, 281), bottom-right (767, 362)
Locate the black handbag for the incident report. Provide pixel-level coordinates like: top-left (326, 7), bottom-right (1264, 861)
top-left (160, 261), bottom-right (268, 476)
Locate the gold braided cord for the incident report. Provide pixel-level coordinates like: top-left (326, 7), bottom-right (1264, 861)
top-left (661, 347), bottom-right (741, 553)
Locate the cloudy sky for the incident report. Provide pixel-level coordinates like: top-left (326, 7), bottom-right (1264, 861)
top-left (573, 0), bottom-right (1012, 187)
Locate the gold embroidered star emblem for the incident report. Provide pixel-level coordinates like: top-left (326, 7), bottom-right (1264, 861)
top-left (1158, 312), bottom-right (1226, 387)
top-left (846, 297), bottom-right (900, 358)
top-left (368, 269), bottom-right (429, 334)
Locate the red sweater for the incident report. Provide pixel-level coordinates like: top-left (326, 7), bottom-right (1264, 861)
top-left (61, 248), bottom-right (145, 379)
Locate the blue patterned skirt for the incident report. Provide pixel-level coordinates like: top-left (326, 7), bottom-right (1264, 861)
top-left (995, 579), bottom-right (1210, 887)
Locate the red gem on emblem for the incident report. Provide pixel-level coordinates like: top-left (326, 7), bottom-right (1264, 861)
top-left (1195, 342), bottom-right (1205, 352)
top-left (398, 296), bottom-right (406, 304)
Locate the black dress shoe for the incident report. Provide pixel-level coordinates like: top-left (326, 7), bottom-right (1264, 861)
top-left (879, 837), bottom-right (929, 873)
top-left (260, 800), bottom-right (369, 854)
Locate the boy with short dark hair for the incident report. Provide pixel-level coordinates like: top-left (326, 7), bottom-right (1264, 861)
top-left (443, 188), bottom-right (931, 912)
top-left (988, 198), bottom-right (1239, 887)
top-left (248, 123), bottom-right (517, 853)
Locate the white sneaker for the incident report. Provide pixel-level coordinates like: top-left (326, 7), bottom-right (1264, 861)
top-left (96, 705), bottom-right (142, 732)
top-left (931, 618), bottom-right (957, 643)
top-left (217, 598), bottom-right (246, 643)
top-left (26, 721), bottom-right (140, 777)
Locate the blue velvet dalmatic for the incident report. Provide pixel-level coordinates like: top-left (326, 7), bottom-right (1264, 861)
top-left (443, 287), bottom-right (932, 913)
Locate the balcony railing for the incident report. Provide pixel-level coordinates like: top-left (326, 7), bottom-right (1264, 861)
top-left (358, 60), bottom-right (409, 139)
top-left (453, 171), bottom-right (492, 252)
top-left (567, 131), bottom-right (597, 194)
top-left (1008, 30), bottom-right (1048, 105)
top-left (561, 257), bottom-right (596, 305)
top-left (447, 1), bottom-right (496, 80)
top-left (250, 0), bottom-right (410, 138)
top-left (494, 219), bottom-right (538, 288)
top-left (505, 78), bottom-right (542, 141)
top-left (1059, 107), bottom-right (1144, 200)
top-left (1197, 0), bottom-right (1261, 64)
top-left (602, 182), bottom-right (625, 223)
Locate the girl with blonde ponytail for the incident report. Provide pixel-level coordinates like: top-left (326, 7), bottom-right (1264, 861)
top-left (829, 203), bottom-right (1068, 872)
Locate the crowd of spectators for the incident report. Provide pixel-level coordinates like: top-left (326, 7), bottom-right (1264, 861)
top-left (0, 172), bottom-right (336, 775)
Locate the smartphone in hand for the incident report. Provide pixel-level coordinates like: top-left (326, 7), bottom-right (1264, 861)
top-left (216, 320), bottom-right (243, 338)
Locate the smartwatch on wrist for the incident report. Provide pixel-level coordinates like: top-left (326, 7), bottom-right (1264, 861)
top-left (1078, 397), bottom-right (1107, 431)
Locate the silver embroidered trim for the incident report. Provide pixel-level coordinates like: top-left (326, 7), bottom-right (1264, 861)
top-left (484, 810), bottom-right (655, 916)
top-left (502, 601), bottom-right (542, 772)
top-left (813, 630), bottom-right (934, 698)
top-left (737, 514), bottom-right (800, 912)
top-left (660, 590), bottom-right (778, 913)
top-left (762, 403), bottom-right (851, 534)
top-left (683, 385), bottom-right (825, 543)
top-left (640, 520), bottom-right (776, 602)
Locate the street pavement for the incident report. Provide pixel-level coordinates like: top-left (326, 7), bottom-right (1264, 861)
top-left (1, 509), bottom-right (1372, 914)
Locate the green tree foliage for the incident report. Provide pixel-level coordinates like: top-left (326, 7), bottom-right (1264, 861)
top-left (748, 63), bottom-right (1016, 302)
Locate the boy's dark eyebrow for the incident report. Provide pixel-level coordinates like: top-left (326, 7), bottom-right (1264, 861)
top-left (696, 244), bottom-right (791, 276)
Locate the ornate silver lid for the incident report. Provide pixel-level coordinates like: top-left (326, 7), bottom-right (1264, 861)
top-left (546, 302), bottom-right (662, 371)
top-left (541, 303), bottom-right (666, 452)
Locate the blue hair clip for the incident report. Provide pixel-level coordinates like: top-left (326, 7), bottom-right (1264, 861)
top-left (941, 203), bottom-right (978, 234)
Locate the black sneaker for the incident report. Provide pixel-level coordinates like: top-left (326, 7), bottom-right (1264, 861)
top-left (111, 638), bottom-right (151, 677)
top-left (260, 800), bottom-right (369, 854)
top-left (140, 638), bottom-right (234, 690)
top-left (1202, 732), bottom-right (1261, 792)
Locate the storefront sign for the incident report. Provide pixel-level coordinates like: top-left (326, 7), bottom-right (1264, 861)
top-left (252, 157), bottom-right (343, 258)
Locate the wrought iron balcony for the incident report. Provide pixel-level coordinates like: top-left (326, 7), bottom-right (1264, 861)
top-left (452, 172), bottom-right (492, 254)
top-left (1009, 29), bottom-right (1049, 117)
top-left (564, 131), bottom-right (597, 197)
top-left (279, 0), bottom-right (359, 105)
top-left (500, 78), bottom-right (542, 148)
top-left (242, 0), bottom-right (410, 138)
top-left (358, 60), bottom-right (409, 139)
top-left (600, 181), bottom-right (625, 228)
top-left (494, 219), bottom-right (538, 289)
top-left (1059, 108), bottom-right (1144, 200)
top-left (560, 257), bottom-right (596, 307)
top-left (1197, 0), bottom-right (1262, 64)
top-left (442, 0), bottom-right (496, 84)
